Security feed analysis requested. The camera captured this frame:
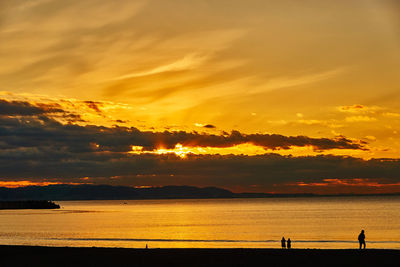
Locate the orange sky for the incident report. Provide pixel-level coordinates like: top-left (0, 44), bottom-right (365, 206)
top-left (0, 0), bottom-right (399, 194)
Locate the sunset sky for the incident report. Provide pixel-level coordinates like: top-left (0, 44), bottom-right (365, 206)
top-left (0, 0), bottom-right (400, 194)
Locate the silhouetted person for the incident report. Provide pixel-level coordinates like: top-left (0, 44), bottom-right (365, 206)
top-left (287, 238), bottom-right (291, 249)
top-left (281, 237), bottom-right (286, 249)
top-left (146, 244), bottom-right (148, 249)
top-left (358, 230), bottom-right (366, 249)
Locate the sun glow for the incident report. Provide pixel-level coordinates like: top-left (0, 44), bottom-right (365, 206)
top-left (129, 143), bottom-right (255, 158)
top-left (128, 143), bottom-right (375, 159)
top-left (154, 144), bottom-right (191, 158)
top-left (130, 144), bottom-right (192, 158)
top-left (131, 145), bottom-right (144, 152)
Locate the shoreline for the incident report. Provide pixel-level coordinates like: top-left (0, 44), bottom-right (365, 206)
top-left (1, 245), bottom-right (399, 267)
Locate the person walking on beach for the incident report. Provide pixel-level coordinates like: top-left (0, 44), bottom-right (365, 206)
top-left (281, 237), bottom-right (286, 249)
top-left (287, 238), bottom-right (291, 249)
top-left (358, 230), bottom-right (366, 249)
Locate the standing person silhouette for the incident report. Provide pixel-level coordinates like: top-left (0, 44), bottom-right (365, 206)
top-left (281, 237), bottom-right (286, 249)
top-left (358, 230), bottom-right (366, 249)
top-left (287, 238), bottom-right (291, 249)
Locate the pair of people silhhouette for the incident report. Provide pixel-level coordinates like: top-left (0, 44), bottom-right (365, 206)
top-left (358, 230), bottom-right (366, 249)
top-left (281, 237), bottom-right (291, 249)
top-left (281, 231), bottom-right (365, 249)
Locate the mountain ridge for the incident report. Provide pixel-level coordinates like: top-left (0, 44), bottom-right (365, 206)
top-left (0, 184), bottom-right (398, 200)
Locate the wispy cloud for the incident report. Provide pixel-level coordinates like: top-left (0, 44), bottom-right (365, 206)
top-left (338, 104), bottom-right (381, 113)
top-left (345, 116), bottom-right (377, 122)
top-left (253, 68), bottom-right (346, 93)
top-left (109, 53), bottom-right (208, 81)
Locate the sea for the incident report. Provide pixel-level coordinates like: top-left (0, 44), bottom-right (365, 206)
top-left (1, 196), bottom-right (399, 249)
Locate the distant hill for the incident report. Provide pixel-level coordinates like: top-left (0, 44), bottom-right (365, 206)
top-left (0, 185), bottom-right (235, 200)
top-left (0, 200), bottom-right (60, 209)
top-left (0, 185), bottom-right (398, 201)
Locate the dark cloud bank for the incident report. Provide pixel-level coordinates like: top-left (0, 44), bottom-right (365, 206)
top-left (1, 99), bottom-right (399, 193)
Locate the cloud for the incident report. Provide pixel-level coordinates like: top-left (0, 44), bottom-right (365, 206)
top-left (109, 53), bottom-right (208, 81)
top-left (337, 105), bottom-right (385, 116)
top-left (0, 99), bottom-right (366, 152)
top-left (338, 104), bottom-right (366, 112)
top-left (364, 135), bottom-right (376, 141)
top-left (1, 150), bottom-right (400, 193)
top-left (345, 116), bottom-right (377, 122)
top-left (284, 178), bottom-right (400, 194)
top-left (0, 99), bottom-right (46, 115)
top-left (0, 99), bottom-right (63, 115)
top-left (383, 112), bottom-right (400, 117)
top-left (195, 123), bottom-right (216, 129)
top-left (0, 98), bottom-right (398, 193)
top-left (84, 101), bottom-right (102, 113)
top-left (203, 124), bottom-right (216, 129)
top-left (257, 68), bottom-right (345, 93)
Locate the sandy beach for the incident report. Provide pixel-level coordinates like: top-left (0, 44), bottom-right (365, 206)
top-left (0, 245), bottom-right (399, 267)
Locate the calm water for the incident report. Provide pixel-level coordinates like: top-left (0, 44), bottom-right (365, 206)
top-left (0, 197), bottom-right (399, 249)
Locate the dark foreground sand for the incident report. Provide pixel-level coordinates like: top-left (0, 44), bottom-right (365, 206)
top-left (1, 245), bottom-right (399, 267)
